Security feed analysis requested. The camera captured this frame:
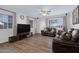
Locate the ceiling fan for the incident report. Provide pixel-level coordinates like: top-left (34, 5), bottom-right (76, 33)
top-left (40, 9), bottom-right (52, 16)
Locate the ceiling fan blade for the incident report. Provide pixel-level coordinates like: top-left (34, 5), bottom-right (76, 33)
top-left (48, 10), bottom-right (51, 12)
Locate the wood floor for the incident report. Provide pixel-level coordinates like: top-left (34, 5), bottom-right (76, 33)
top-left (0, 34), bottom-right (53, 53)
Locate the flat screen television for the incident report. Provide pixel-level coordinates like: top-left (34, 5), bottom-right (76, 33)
top-left (17, 24), bottom-right (30, 33)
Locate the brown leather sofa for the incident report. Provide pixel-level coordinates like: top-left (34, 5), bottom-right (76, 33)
top-left (41, 27), bottom-right (56, 37)
top-left (53, 29), bottom-right (79, 53)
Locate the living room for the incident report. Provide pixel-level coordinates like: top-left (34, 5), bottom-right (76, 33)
top-left (0, 5), bottom-right (79, 53)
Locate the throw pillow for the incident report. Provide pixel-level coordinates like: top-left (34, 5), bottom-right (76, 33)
top-left (50, 29), bottom-right (54, 33)
top-left (60, 32), bottom-right (71, 41)
top-left (44, 28), bottom-right (47, 32)
top-left (60, 32), bottom-right (67, 40)
top-left (72, 32), bottom-right (79, 42)
top-left (72, 30), bottom-right (77, 37)
top-left (66, 33), bottom-right (72, 40)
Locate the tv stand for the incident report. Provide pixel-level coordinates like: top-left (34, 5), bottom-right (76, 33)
top-left (9, 32), bottom-right (33, 42)
top-left (17, 32), bottom-right (29, 40)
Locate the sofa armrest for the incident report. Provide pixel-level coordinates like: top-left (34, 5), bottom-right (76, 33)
top-left (53, 39), bottom-right (79, 53)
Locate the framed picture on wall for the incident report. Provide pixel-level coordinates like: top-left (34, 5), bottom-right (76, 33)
top-left (72, 6), bottom-right (79, 25)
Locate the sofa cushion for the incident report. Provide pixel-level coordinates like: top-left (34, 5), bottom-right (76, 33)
top-left (59, 31), bottom-right (73, 41)
top-left (68, 28), bottom-right (74, 33)
top-left (72, 32), bottom-right (79, 42)
top-left (46, 27), bottom-right (52, 32)
top-left (57, 30), bottom-right (64, 35)
top-left (59, 32), bottom-right (67, 40)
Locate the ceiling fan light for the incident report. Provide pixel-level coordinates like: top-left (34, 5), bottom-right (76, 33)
top-left (42, 13), bottom-right (47, 16)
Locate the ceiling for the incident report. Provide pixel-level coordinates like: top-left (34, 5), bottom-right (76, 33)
top-left (0, 5), bottom-right (77, 16)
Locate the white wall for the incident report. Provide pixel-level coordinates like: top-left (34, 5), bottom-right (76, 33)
top-left (0, 29), bottom-right (13, 43)
top-left (36, 17), bottom-right (46, 33)
top-left (67, 11), bottom-right (79, 30)
top-left (0, 11), bottom-right (30, 43)
top-left (31, 20), bottom-right (35, 34)
top-left (0, 9), bottom-right (14, 43)
top-left (25, 16), bottom-right (46, 34)
top-left (16, 13), bottom-right (28, 24)
top-left (0, 7), bottom-right (30, 43)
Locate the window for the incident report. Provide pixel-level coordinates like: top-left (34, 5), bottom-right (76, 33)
top-left (49, 17), bottom-right (63, 28)
top-left (0, 13), bottom-right (13, 29)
